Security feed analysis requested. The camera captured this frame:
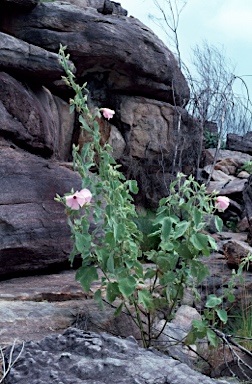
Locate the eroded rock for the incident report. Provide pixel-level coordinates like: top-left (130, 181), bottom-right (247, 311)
top-left (0, 72), bottom-right (75, 158)
top-left (204, 149), bottom-right (252, 167)
top-left (4, 327), bottom-right (231, 384)
top-left (119, 96), bottom-right (201, 205)
top-left (226, 132), bottom-right (252, 155)
top-left (0, 141), bottom-right (82, 278)
top-left (223, 239), bottom-right (252, 269)
top-left (0, 1), bottom-right (189, 105)
top-left (0, 32), bottom-right (73, 84)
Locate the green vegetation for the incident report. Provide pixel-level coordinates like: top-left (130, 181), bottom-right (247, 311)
top-left (241, 160), bottom-right (252, 175)
top-left (133, 208), bottom-right (160, 252)
top-left (56, 45), bottom-right (234, 349)
top-left (204, 129), bottom-right (226, 149)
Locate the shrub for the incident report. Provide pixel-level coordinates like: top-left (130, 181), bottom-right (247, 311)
top-left (56, 45), bottom-right (231, 348)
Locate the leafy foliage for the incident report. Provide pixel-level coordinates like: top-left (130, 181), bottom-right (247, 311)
top-left (133, 208), bottom-right (160, 252)
top-left (204, 129), bottom-right (226, 149)
top-left (241, 160), bottom-right (252, 175)
top-left (56, 45), bottom-right (231, 348)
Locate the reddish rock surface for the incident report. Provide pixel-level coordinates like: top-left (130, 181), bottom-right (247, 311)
top-left (0, 1), bottom-right (189, 105)
top-left (0, 140), bottom-right (82, 278)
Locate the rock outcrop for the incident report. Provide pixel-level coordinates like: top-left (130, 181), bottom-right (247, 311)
top-left (4, 327), bottom-right (231, 384)
top-left (1, 1), bottom-right (189, 104)
top-left (0, 270), bottom-right (141, 348)
top-left (226, 132), bottom-right (252, 155)
top-left (0, 0), bottom-right (202, 277)
top-left (0, 139), bottom-right (82, 278)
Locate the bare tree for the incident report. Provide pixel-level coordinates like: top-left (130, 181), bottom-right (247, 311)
top-left (150, 1), bottom-right (252, 182)
top-left (186, 41), bottom-right (252, 138)
top-left (149, 0), bottom-right (187, 68)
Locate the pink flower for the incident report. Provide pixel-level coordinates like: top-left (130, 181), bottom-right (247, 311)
top-left (65, 188), bottom-right (92, 210)
top-left (215, 196), bottom-right (230, 211)
top-left (101, 108), bottom-right (115, 120)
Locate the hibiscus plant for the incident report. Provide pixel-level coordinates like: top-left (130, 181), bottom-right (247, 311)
top-left (56, 45), bottom-right (231, 348)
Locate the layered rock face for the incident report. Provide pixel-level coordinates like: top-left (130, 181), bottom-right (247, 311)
top-left (0, 0), bottom-right (201, 278)
top-left (0, 139), bottom-right (82, 277)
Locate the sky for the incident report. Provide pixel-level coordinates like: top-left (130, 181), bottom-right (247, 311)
top-left (119, 0), bottom-right (252, 99)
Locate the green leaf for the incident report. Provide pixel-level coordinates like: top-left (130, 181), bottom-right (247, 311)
top-left (118, 276), bottom-right (136, 299)
top-left (94, 289), bottom-right (104, 310)
top-left (105, 232), bottom-right (115, 248)
top-left (128, 180), bottom-right (139, 194)
top-left (216, 309), bottom-right (228, 324)
top-left (161, 217), bottom-right (172, 242)
top-left (192, 320), bottom-right (207, 338)
top-left (79, 115), bottom-right (93, 134)
top-left (185, 329), bottom-right (197, 345)
top-left (205, 294), bottom-right (222, 308)
top-left (106, 204), bottom-right (113, 219)
top-left (173, 221), bottom-right (189, 239)
top-left (134, 261), bottom-right (144, 278)
top-left (157, 256), bottom-right (171, 271)
top-left (227, 293), bottom-right (235, 303)
top-left (165, 253), bottom-right (178, 270)
top-left (138, 289), bottom-right (154, 310)
top-left (69, 245), bottom-right (78, 265)
top-left (107, 254), bottom-right (115, 274)
top-left (77, 266), bottom-right (98, 292)
top-left (159, 197), bottom-right (168, 207)
top-left (159, 271), bottom-right (176, 286)
top-left (96, 247), bottom-right (109, 270)
top-left (193, 207), bottom-right (202, 229)
top-left (114, 222), bottom-right (125, 242)
top-left (114, 302), bottom-right (124, 317)
top-left (75, 233), bottom-right (89, 253)
top-left (106, 281), bottom-right (120, 303)
top-left (204, 309), bottom-right (215, 321)
top-left (189, 260), bottom-right (209, 283)
top-left (190, 232), bottom-right (209, 251)
top-left (214, 215), bottom-right (223, 233)
top-left (153, 213), bottom-right (167, 227)
top-left (207, 328), bottom-right (219, 347)
top-left (207, 235), bottom-right (218, 251)
top-left (192, 319), bottom-right (208, 339)
top-left (144, 268), bottom-right (156, 280)
top-left (69, 104), bottom-right (75, 114)
top-left (177, 243), bottom-right (193, 259)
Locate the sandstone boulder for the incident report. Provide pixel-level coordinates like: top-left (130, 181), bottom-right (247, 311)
top-left (206, 178), bottom-right (246, 195)
top-left (118, 96), bottom-right (201, 205)
top-left (243, 174), bottom-right (252, 245)
top-left (0, 0), bottom-right (202, 278)
top-left (0, 32), bottom-right (73, 85)
top-left (226, 132), bottom-right (252, 155)
top-left (223, 239), bottom-right (252, 269)
top-left (204, 149), bottom-right (252, 167)
top-left (0, 140), bottom-right (82, 278)
top-left (2, 0), bottom-right (38, 8)
top-left (0, 72), bottom-right (75, 159)
top-left (66, 0), bottom-right (128, 15)
top-left (0, 1), bottom-right (189, 105)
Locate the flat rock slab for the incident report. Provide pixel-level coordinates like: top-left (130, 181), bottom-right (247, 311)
top-left (4, 328), bottom-right (231, 384)
top-left (206, 178), bottom-right (246, 195)
top-left (205, 149), bottom-right (252, 166)
top-left (0, 271), bottom-right (140, 348)
top-left (0, 270), bottom-right (86, 302)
